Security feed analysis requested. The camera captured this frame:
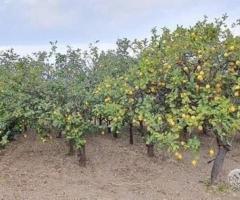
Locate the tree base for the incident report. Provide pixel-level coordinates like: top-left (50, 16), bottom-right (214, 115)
top-left (113, 131), bottom-right (118, 138)
top-left (210, 138), bottom-right (230, 185)
top-left (78, 145), bottom-right (86, 166)
top-left (56, 131), bottom-right (62, 138)
top-left (147, 144), bottom-right (154, 157)
top-left (129, 123), bottom-right (133, 145)
top-left (67, 139), bottom-right (75, 156)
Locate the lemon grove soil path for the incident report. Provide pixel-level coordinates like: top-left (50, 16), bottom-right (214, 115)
top-left (0, 130), bottom-right (239, 200)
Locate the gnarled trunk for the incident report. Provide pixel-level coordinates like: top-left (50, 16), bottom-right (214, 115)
top-left (210, 138), bottom-right (230, 185)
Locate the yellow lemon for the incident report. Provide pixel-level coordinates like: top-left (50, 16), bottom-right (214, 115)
top-left (206, 84), bottom-right (210, 89)
top-left (236, 60), bottom-right (240, 66)
top-left (191, 160), bottom-right (197, 167)
top-left (214, 96), bottom-right (220, 101)
top-left (199, 71), bottom-right (204, 75)
top-left (182, 114), bottom-right (186, 118)
top-left (104, 97), bottom-right (111, 103)
top-left (191, 116), bottom-right (196, 120)
top-left (198, 125), bottom-right (203, 131)
top-left (138, 115), bottom-right (143, 121)
top-left (229, 45), bottom-right (235, 51)
top-left (235, 85), bottom-right (240, 90)
top-left (180, 141), bottom-right (185, 146)
top-left (197, 75), bottom-right (203, 81)
top-left (177, 154), bottom-right (183, 160)
top-left (209, 149), bottom-right (215, 157)
top-left (234, 91), bottom-right (239, 97)
top-left (128, 90), bottom-right (133, 95)
top-left (216, 83), bottom-right (221, 88)
top-left (229, 105), bottom-right (236, 113)
top-left (168, 119), bottom-right (175, 126)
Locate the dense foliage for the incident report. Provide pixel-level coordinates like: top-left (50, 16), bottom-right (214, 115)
top-left (0, 16), bottom-right (240, 184)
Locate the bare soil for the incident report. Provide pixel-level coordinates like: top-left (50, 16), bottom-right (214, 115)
top-left (0, 130), bottom-right (240, 200)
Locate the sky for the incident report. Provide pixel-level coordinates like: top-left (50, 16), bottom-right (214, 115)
top-left (0, 0), bottom-right (240, 55)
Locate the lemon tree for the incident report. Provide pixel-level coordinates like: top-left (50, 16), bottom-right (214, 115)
top-left (136, 16), bottom-right (240, 184)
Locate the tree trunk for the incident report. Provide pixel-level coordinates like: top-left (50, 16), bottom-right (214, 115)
top-left (147, 144), bottom-right (154, 157)
top-left (78, 145), bottom-right (86, 166)
top-left (210, 139), bottom-right (229, 185)
top-left (202, 125), bottom-right (207, 135)
top-left (139, 120), bottom-right (144, 137)
top-left (94, 117), bottom-right (97, 125)
top-left (99, 116), bottom-right (102, 126)
top-left (202, 120), bottom-right (210, 136)
top-left (129, 123), bottom-right (133, 144)
top-left (113, 130), bottom-right (118, 138)
top-left (107, 121), bottom-right (111, 134)
top-left (23, 123), bottom-right (28, 132)
top-left (182, 126), bottom-right (189, 142)
top-left (68, 139), bottom-right (74, 155)
top-left (56, 131), bottom-right (62, 138)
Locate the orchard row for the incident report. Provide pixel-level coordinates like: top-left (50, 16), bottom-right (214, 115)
top-left (0, 16), bottom-right (240, 184)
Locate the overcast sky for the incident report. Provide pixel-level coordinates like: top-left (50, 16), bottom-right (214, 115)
top-left (0, 0), bottom-right (239, 54)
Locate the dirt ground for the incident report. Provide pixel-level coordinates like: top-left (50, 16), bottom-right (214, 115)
top-left (0, 130), bottom-right (239, 200)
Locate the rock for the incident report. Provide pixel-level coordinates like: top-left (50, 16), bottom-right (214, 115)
top-left (228, 169), bottom-right (240, 190)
